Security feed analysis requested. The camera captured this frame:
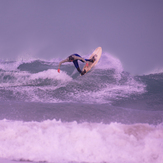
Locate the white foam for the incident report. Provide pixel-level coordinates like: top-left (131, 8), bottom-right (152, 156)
top-left (88, 53), bottom-right (145, 103)
top-left (0, 56), bottom-right (146, 104)
top-left (29, 69), bottom-right (72, 82)
top-left (0, 69), bottom-right (72, 103)
top-left (0, 61), bottom-right (22, 71)
top-left (0, 69), bottom-right (72, 87)
top-left (145, 67), bottom-right (163, 75)
top-left (70, 83), bottom-right (145, 104)
top-left (69, 73), bottom-right (146, 104)
top-left (95, 53), bottom-right (124, 80)
top-left (0, 119), bottom-right (162, 163)
top-left (0, 158), bottom-right (35, 163)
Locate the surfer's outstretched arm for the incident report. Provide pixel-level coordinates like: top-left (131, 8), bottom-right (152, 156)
top-left (58, 58), bottom-right (69, 73)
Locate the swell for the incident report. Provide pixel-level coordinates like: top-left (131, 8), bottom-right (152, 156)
top-left (0, 56), bottom-right (147, 103)
top-left (0, 70), bottom-right (145, 103)
top-left (3, 55), bottom-right (163, 106)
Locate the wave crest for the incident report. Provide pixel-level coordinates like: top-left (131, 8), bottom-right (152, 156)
top-left (0, 119), bottom-right (162, 163)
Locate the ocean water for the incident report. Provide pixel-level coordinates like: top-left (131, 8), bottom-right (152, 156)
top-left (0, 54), bottom-right (163, 163)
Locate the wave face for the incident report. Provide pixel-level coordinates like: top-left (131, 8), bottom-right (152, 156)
top-left (0, 54), bottom-right (146, 104)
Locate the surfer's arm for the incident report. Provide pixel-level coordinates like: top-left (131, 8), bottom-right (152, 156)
top-left (58, 58), bottom-right (69, 72)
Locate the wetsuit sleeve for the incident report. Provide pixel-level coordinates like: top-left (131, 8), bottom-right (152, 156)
top-left (58, 58), bottom-right (69, 69)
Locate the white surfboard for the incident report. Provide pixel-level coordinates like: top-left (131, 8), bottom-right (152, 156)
top-left (81, 47), bottom-right (102, 75)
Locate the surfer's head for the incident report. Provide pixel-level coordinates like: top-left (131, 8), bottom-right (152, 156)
top-left (69, 56), bottom-right (74, 62)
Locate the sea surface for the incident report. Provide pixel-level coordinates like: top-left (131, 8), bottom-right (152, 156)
top-left (0, 53), bottom-right (163, 163)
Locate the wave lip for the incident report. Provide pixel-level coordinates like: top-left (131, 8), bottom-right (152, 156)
top-left (0, 119), bottom-right (163, 163)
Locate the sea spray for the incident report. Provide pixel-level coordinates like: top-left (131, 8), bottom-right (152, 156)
top-left (0, 119), bottom-right (163, 163)
top-left (0, 55), bottom-right (146, 103)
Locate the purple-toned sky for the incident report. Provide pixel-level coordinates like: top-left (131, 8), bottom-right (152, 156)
top-left (0, 0), bottom-right (163, 75)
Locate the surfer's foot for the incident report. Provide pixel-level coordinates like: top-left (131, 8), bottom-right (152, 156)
top-left (81, 69), bottom-right (86, 76)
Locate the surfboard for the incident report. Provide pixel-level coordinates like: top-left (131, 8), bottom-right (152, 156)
top-left (81, 47), bottom-right (102, 76)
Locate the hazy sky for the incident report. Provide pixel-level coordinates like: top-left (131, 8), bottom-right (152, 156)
top-left (0, 0), bottom-right (163, 75)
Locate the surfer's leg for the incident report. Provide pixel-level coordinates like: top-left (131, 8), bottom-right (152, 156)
top-left (74, 54), bottom-right (86, 63)
top-left (85, 59), bottom-right (94, 63)
top-left (85, 59), bottom-right (92, 62)
top-left (74, 54), bottom-right (81, 57)
top-left (73, 60), bottom-right (82, 73)
top-left (74, 54), bottom-right (94, 63)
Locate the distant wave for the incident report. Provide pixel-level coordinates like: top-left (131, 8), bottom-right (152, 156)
top-left (144, 67), bottom-right (163, 75)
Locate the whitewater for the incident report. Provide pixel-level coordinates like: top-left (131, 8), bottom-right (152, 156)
top-left (0, 53), bottom-right (163, 163)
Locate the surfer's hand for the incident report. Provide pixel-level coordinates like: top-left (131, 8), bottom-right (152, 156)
top-left (58, 69), bottom-right (60, 73)
top-left (86, 63), bottom-right (89, 67)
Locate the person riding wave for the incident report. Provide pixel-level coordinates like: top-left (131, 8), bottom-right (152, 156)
top-left (58, 54), bottom-right (94, 75)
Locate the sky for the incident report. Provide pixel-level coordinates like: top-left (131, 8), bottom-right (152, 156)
top-left (0, 0), bottom-right (163, 75)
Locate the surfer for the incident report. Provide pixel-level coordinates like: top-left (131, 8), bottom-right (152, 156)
top-left (58, 54), bottom-right (94, 75)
